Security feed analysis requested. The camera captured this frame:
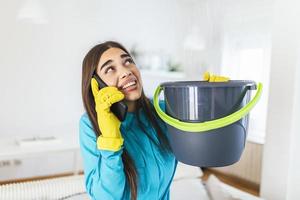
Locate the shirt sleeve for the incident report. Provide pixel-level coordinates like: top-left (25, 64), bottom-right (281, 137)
top-left (79, 114), bottom-right (127, 200)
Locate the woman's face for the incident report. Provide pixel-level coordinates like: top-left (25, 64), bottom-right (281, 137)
top-left (96, 47), bottom-right (143, 101)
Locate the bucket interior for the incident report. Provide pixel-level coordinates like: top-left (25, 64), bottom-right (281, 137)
top-left (161, 80), bottom-right (255, 123)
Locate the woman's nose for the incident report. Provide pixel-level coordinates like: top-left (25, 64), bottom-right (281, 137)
top-left (120, 70), bottom-right (132, 79)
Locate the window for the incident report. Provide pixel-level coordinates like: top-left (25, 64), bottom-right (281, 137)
top-left (220, 8), bottom-right (272, 144)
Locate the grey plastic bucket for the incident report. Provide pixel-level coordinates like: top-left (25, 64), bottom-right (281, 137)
top-left (153, 80), bottom-right (262, 167)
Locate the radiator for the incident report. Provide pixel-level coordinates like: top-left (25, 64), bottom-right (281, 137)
top-left (211, 141), bottom-right (263, 185)
top-left (0, 175), bottom-right (87, 200)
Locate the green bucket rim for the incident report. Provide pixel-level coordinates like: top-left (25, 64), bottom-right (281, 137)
top-left (153, 82), bottom-right (263, 133)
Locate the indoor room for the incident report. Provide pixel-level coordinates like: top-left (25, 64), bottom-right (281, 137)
top-left (0, 0), bottom-right (299, 199)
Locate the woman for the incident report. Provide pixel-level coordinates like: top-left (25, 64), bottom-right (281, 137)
top-left (79, 41), bottom-right (178, 200)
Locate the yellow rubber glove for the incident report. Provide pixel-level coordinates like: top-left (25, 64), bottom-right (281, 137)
top-left (203, 71), bottom-right (230, 82)
top-left (91, 78), bottom-right (125, 151)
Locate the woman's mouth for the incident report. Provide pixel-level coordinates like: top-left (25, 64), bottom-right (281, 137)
top-left (121, 80), bottom-right (138, 93)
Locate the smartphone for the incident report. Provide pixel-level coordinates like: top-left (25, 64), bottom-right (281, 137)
top-left (93, 74), bottom-right (128, 121)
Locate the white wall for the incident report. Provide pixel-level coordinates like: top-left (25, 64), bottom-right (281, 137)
top-left (260, 0), bottom-right (300, 199)
top-left (0, 0), bottom-right (197, 138)
top-left (286, 49), bottom-right (300, 200)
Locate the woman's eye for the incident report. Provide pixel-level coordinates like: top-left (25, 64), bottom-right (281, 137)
top-left (124, 58), bottom-right (134, 65)
top-left (105, 67), bottom-right (114, 73)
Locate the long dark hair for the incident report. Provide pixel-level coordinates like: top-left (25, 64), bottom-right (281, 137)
top-left (81, 41), bottom-right (172, 200)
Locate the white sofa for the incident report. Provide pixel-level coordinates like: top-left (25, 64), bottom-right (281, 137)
top-left (0, 162), bottom-right (264, 200)
top-left (171, 162), bottom-right (264, 200)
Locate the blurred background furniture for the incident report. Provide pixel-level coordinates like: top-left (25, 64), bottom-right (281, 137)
top-left (0, 161), bottom-right (264, 200)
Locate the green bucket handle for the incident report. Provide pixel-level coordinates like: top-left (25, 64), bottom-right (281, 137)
top-left (153, 82), bottom-right (263, 133)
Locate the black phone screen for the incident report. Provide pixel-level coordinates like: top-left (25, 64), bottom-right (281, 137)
top-left (92, 74), bottom-right (128, 121)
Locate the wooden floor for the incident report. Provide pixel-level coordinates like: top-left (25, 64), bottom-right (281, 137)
top-left (201, 168), bottom-right (260, 196)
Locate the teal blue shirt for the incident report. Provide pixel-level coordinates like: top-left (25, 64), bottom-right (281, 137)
top-left (79, 100), bottom-right (178, 200)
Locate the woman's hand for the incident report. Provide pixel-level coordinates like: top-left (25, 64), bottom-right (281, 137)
top-left (91, 78), bottom-right (125, 151)
top-left (203, 71), bottom-right (230, 82)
